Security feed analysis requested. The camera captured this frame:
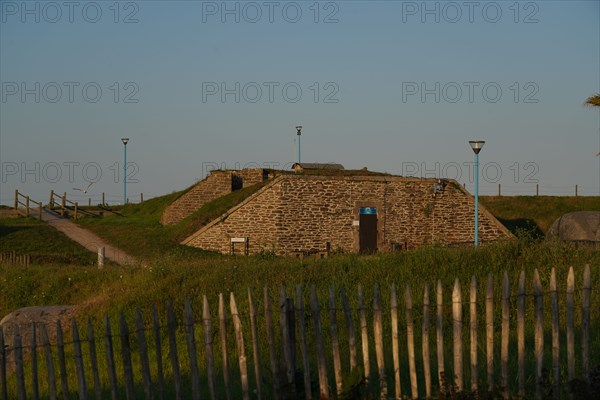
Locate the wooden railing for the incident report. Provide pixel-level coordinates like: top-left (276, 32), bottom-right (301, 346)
top-left (48, 190), bottom-right (98, 219)
top-left (0, 266), bottom-right (595, 399)
top-left (13, 190), bottom-right (42, 220)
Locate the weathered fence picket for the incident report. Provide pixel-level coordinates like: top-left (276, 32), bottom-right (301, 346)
top-left (167, 301), bottom-right (182, 400)
top-left (202, 296), bottom-right (217, 400)
top-left (310, 285), bottom-right (329, 399)
top-left (120, 311), bottom-right (135, 400)
top-left (264, 288), bottom-right (282, 400)
top-left (104, 315), bottom-right (118, 400)
top-left (72, 318), bottom-right (88, 400)
top-left (152, 305), bottom-right (165, 400)
top-left (87, 319), bottom-right (102, 400)
top-left (40, 324), bottom-right (57, 400)
top-left (248, 289), bottom-right (263, 400)
top-left (390, 284), bottom-right (401, 399)
top-left (184, 299), bottom-right (201, 400)
top-left (135, 310), bottom-right (153, 400)
top-left (1, 268), bottom-right (598, 400)
top-left (230, 292), bottom-right (250, 400)
top-left (218, 294), bottom-right (232, 400)
top-left (422, 284), bottom-right (431, 399)
top-left (31, 322), bottom-right (39, 400)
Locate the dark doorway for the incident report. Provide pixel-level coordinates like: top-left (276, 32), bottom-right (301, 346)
top-left (359, 207), bottom-right (378, 253)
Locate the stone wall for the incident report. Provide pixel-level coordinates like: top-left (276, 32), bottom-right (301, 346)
top-left (160, 169), bottom-right (267, 225)
top-left (183, 175), bottom-right (512, 255)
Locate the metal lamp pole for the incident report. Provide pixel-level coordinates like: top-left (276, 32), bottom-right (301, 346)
top-left (469, 140), bottom-right (485, 247)
top-left (296, 126), bottom-right (302, 163)
top-left (121, 138), bottom-right (129, 206)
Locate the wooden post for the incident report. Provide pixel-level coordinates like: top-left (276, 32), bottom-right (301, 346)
top-left (279, 286), bottom-right (295, 391)
top-left (295, 285), bottom-right (311, 400)
top-left (49, 190), bottom-right (54, 207)
top-left (203, 296), bottom-right (217, 400)
top-left (533, 270), bottom-right (544, 400)
top-left (141, 193), bottom-right (144, 203)
top-left (422, 284), bottom-right (431, 398)
top-left (88, 198), bottom-right (91, 207)
top-left (436, 279), bottom-right (445, 389)
top-left (470, 276), bottom-right (478, 394)
top-left (390, 284), bottom-right (402, 399)
top-left (98, 247), bottom-right (105, 269)
top-left (536, 183), bottom-right (539, 196)
top-left (486, 274), bottom-right (494, 393)
top-left (184, 299), bottom-right (201, 400)
top-left (582, 264), bottom-right (591, 379)
top-left (74, 202), bottom-right (78, 220)
top-left (61, 194), bottom-right (65, 217)
top-left (26, 196), bottom-right (30, 217)
top-left (104, 315), bottom-right (118, 400)
top-left (373, 284), bottom-right (387, 398)
top-left (72, 318), bottom-right (88, 400)
top-left (498, 183), bottom-right (501, 196)
top-left (452, 278), bottom-right (463, 392)
top-left (310, 285), bottom-right (329, 399)
top-left (86, 319), bottom-right (102, 400)
top-left (406, 285), bottom-right (418, 399)
top-left (14, 326), bottom-right (26, 400)
top-left (153, 305), bottom-right (165, 400)
top-left (566, 267), bottom-right (575, 381)
top-left (517, 271), bottom-right (526, 397)
top-left (102, 192), bottom-right (105, 206)
top-left (358, 285), bottom-right (371, 394)
top-left (501, 272), bottom-right (510, 398)
top-left (135, 310), bottom-right (153, 400)
top-left (248, 289), bottom-right (263, 400)
top-left (56, 321), bottom-right (69, 400)
top-left (230, 292), bottom-right (250, 400)
top-left (0, 327), bottom-right (6, 400)
top-left (14, 190), bottom-right (18, 210)
top-left (550, 268), bottom-right (560, 397)
top-left (575, 184), bottom-right (578, 196)
top-left (40, 324), bottom-right (57, 400)
top-left (31, 322), bottom-right (39, 400)
top-left (167, 301), bottom-right (183, 400)
top-left (340, 286), bottom-right (357, 371)
top-left (219, 294), bottom-right (232, 400)
top-left (119, 312), bottom-right (135, 400)
top-left (329, 286), bottom-right (343, 397)
top-left (265, 288), bottom-right (282, 400)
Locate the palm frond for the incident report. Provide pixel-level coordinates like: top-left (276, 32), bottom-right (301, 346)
top-left (584, 93), bottom-right (600, 107)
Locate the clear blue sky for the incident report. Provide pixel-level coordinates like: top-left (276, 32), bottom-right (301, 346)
top-left (1, 0), bottom-right (599, 204)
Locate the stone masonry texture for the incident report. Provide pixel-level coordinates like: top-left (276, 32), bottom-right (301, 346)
top-left (160, 169), bottom-right (268, 225)
top-left (183, 174), bottom-right (512, 255)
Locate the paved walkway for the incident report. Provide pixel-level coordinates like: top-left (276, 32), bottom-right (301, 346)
top-left (30, 208), bottom-right (136, 266)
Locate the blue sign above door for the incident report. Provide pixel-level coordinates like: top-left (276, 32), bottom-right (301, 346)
top-left (360, 207), bottom-right (377, 215)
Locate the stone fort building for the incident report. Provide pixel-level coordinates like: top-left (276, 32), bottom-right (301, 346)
top-left (163, 167), bottom-right (511, 256)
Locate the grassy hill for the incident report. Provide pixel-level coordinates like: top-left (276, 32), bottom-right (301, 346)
top-left (480, 196), bottom-right (600, 237)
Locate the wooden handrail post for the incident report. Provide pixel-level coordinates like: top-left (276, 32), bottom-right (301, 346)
top-left (49, 190), bottom-right (54, 207)
top-left (140, 193), bottom-right (143, 203)
top-left (61, 194), bottom-right (66, 217)
top-left (26, 196), bottom-right (30, 218)
top-left (74, 202), bottom-right (78, 220)
top-left (102, 192), bottom-right (105, 206)
top-left (88, 198), bottom-right (91, 207)
top-left (14, 190), bottom-right (18, 210)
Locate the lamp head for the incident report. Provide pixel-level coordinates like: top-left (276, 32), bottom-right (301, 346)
top-left (121, 138), bottom-right (129, 145)
top-left (469, 140), bottom-right (485, 154)
top-left (296, 126), bottom-right (302, 135)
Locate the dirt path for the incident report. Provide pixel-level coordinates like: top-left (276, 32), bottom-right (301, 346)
top-left (34, 209), bottom-right (136, 265)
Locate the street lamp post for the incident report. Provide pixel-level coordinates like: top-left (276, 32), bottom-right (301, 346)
top-left (121, 138), bottom-right (129, 206)
top-left (469, 140), bottom-right (485, 247)
top-left (296, 126), bottom-right (302, 164)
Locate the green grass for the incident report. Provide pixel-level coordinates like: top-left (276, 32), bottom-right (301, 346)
top-left (0, 217), bottom-right (97, 265)
top-left (480, 196), bottom-right (600, 237)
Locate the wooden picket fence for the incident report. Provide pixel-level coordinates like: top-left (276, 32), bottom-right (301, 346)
top-left (0, 252), bottom-right (30, 267)
top-left (0, 266), bottom-right (595, 400)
